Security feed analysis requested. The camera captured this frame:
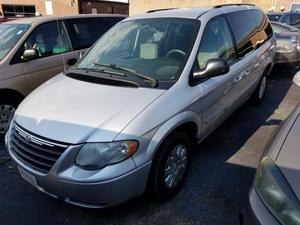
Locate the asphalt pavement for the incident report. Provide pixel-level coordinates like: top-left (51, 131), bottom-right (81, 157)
top-left (0, 66), bottom-right (299, 225)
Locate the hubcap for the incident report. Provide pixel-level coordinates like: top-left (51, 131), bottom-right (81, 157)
top-left (164, 144), bottom-right (188, 189)
top-left (259, 76), bottom-right (267, 99)
top-left (0, 104), bottom-right (16, 134)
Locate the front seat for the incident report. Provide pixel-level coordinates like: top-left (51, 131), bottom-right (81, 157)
top-left (53, 35), bottom-right (70, 54)
top-left (139, 43), bottom-right (158, 59)
top-left (33, 33), bottom-right (56, 57)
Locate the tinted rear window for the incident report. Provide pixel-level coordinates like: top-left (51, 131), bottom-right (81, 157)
top-left (291, 14), bottom-right (300, 26)
top-left (227, 10), bottom-right (257, 44)
top-left (64, 17), bottom-right (123, 50)
top-left (227, 10), bottom-right (273, 57)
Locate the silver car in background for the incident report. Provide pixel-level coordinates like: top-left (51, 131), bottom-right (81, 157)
top-left (242, 75), bottom-right (300, 224)
top-left (0, 15), bottom-right (125, 135)
top-left (271, 21), bottom-right (300, 66)
top-left (6, 4), bottom-right (275, 208)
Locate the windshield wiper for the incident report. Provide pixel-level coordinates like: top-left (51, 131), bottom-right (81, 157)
top-left (93, 61), bottom-right (158, 87)
top-left (74, 67), bottom-right (124, 76)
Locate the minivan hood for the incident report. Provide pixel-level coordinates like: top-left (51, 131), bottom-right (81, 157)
top-left (14, 74), bottom-right (165, 144)
top-left (275, 113), bottom-right (300, 201)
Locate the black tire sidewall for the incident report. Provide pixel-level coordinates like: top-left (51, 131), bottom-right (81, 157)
top-left (151, 132), bottom-right (191, 201)
top-left (253, 74), bottom-right (267, 104)
top-left (0, 96), bottom-right (21, 137)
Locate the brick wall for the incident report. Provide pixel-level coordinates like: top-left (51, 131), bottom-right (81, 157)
top-left (80, 1), bottom-right (129, 15)
top-left (0, 0), bottom-right (79, 17)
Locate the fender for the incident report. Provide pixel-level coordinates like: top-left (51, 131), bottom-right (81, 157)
top-left (132, 110), bottom-right (201, 167)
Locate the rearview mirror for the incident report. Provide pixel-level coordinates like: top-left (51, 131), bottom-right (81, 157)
top-left (293, 71), bottom-right (300, 87)
top-left (193, 58), bottom-right (230, 80)
top-left (22, 49), bottom-right (38, 61)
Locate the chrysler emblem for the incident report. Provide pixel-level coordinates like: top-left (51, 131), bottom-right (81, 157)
top-left (25, 134), bottom-right (32, 143)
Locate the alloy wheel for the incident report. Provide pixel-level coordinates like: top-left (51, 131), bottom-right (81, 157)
top-left (164, 144), bottom-right (188, 189)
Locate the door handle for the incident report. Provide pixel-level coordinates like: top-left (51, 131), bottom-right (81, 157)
top-left (245, 69), bottom-right (250, 75)
top-left (233, 76), bottom-right (242, 84)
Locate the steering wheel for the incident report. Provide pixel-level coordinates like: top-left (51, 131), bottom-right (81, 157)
top-left (166, 49), bottom-right (186, 60)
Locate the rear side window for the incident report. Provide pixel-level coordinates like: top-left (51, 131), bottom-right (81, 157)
top-left (291, 14), bottom-right (300, 26)
top-left (267, 14), bottom-right (282, 22)
top-left (64, 17), bottom-right (121, 50)
top-left (280, 14), bottom-right (290, 24)
top-left (227, 11), bottom-right (257, 45)
top-left (105, 17), bottom-right (124, 27)
top-left (227, 10), bottom-right (272, 58)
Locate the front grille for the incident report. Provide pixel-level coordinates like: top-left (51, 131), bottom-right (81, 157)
top-left (10, 124), bottom-right (69, 174)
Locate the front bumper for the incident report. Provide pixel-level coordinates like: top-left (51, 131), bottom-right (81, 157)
top-left (240, 187), bottom-right (280, 225)
top-left (8, 142), bottom-right (152, 208)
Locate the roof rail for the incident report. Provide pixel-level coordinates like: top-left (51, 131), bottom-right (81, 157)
top-left (213, 3), bottom-right (255, 8)
top-left (147, 8), bottom-right (177, 13)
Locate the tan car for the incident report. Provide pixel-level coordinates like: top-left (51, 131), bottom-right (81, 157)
top-left (0, 14), bottom-right (125, 134)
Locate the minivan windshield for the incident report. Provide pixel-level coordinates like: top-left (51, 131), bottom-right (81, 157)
top-left (0, 24), bottom-right (30, 61)
top-left (75, 18), bottom-right (200, 86)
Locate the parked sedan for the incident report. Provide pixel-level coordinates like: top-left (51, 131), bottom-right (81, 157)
top-left (242, 75), bottom-right (300, 225)
top-left (271, 21), bottom-right (300, 66)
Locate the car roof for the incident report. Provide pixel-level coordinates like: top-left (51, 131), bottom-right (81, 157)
top-left (268, 11), bottom-right (299, 15)
top-left (125, 5), bottom-right (259, 20)
top-left (2, 14), bottom-right (127, 25)
top-left (267, 12), bottom-right (286, 15)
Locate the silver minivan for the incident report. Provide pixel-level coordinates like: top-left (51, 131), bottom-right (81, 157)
top-left (0, 14), bottom-right (125, 134)
top-left (6, 4), bottom-right (275, 208)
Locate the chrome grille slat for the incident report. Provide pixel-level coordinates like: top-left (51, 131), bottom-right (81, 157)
top-left (12, 137), bottom-right (57, 162)
top-left (13, 131), bottom-right (63, 156)
top-left (11, 142), bottom-right (53, 168)
top-left (10, 124), bottom-right (69, 174)
top-left (11, 149), bottom-right (49, 173)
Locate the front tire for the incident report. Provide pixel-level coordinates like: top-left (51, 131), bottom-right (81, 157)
top-left (148, 132), bottom-right (191, 201)
top-left (0, 97), bottom-right (19, 137)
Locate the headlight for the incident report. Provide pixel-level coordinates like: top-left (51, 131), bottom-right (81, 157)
top-left (75, 140), bottom-right (139, 170)
top-left (254, 156), bottom-right (300, 225)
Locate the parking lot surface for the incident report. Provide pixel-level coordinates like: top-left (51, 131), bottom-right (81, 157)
top-left (1, 66), bottom-right (299, 225)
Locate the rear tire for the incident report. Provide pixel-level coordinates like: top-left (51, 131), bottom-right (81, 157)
top-left (251, 74), bottom-right (267, 104)
top-left (148, 132), bottom-right (191, 201)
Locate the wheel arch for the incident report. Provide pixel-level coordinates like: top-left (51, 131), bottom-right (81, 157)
top-left (264, 63), bottom-right (273, 77)
top-left (0, 89), bottom-right (24, 103)
top-left (146, 111), bottom-right (200, 162)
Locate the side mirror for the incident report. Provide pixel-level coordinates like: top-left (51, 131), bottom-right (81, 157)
top-left (293, 71), bottom-right (300, 87)
top-left (67, 58), bottom-right (78, 66)
top-left (22, 49), bottom-right (38, 61)
top-left (193, 58), bottom-right (230, 80)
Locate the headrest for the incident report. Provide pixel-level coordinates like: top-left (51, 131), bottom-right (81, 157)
top-left (140, 43), bottom-right (158, 60)
top-left (36, 33), bottom-right (44, 43)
